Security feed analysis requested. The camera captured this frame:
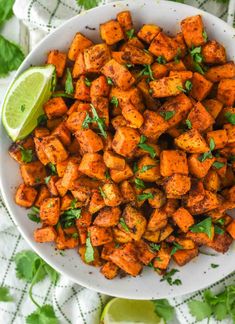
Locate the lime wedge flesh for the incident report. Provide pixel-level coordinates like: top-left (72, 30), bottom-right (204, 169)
top-left (101, 298), bottom-right (165, 324)
top-left (2, 65), bottom-right (55, 141)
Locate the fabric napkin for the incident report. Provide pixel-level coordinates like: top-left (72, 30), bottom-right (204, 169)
top-left (0, 0), bottom-right (233, 323)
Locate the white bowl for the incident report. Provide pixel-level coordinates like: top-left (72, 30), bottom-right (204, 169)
top-left (0, 0), bottom-right (235, 300)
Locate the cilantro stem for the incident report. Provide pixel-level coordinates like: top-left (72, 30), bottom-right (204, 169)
top-left (28, 262), bottom-right (44, 308)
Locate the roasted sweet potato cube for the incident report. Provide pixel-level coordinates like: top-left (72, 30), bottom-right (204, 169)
top-left (145, 188), bottom-right (166, 209)
top-left (20, 161), bottom-right (46, 186)
top-left (34, 138), bottom-right (50, 165)
top-left (117, 11), bottom-right (133, 31)
top-left (166, 60), bottom-right (186, 72)
top-left (136, 155), bottom-right (160, 181)
top-left (224, 124), bottom-right (235, 146)
top-left (44, 97), bottom-right (68, 120)
top-left (175, 129), bottom-right (209, 153)
top-left (226, 220), bottom-right (235, 239)
top-left (72, 52), bottom-right (86, 78)
top-left (121, 103), bottom-right (144, 129)
top-left (202, 99), bottom-right (223, 119)
top-left (74, 76), bottom-right (90, 101)
top-left (68, 32), bottom-right (93, 61)
top-left (123, 36), bottom-right (145, 49)
top-left (54, 179), bottom-right (66, 197)
top-left (205, 62), bottom-right (235, 83)
top-left (188, 153), bottom-right (215, 178)
top-left (41, 136), bottom-right (68, 164)
top-left (110, 163), bottom-right (133, 183)
top-left (61, 159), bottom-right (80, 190)
top-left (52, 122), bottom-right (71, 147)
top-left (109, 243), bottom-right (142, 276)
top-left (151, 62), bottom-right (168, 79)
top-left (160, 150), bottom-right (188, 177)
top-left (113, 227), bottom-right (132, 243)
top-left (66, 111), bottom-right (87, 132)
top-left (102, 183), bottom-right (122, 207)
top-left (15, 184), bottom-right (37, 208)
top-left (103, 151), bottom-right (125, 170)
top-left (140, 110), bottom-right (168, 141)
top-left (84, 43), bottom-right (111, 73)
top-left (76, 129), bottom-right (103, 153)
top-left (91, 96), bottom-right (109, 127)
top-left (153, 245), bottom-right (171, 270)
top-left (181, 15), bottom-right (205, 48)
top-left (110, 86), bottom-right (144, 111)
top-left (135, 240), bottom-right (156, 265)
top-left (40, 197), bottom-right (60, 226)
top-left (47, 50), bottom-right (66, 77)
top-left (122, 44), bottom-right (153, 65)
top-left (100, 20), bottom-right (124, 45)
top-left (79, 153), bottom-right (106, 180)
top-left (169, 70), bottom-right (193, 84)
top-left (119, 181), bottom-right (136, 204)
top-left (190, 72), bottom-right (213, 101)
top-left (88, 189), bottom-right (106, 214)
top-left (100, 261), bottom-right (118, 279)
top-left (202, 40), bottom-right (226, 64)
top-left (147, 209), bottom-right (167, 231)
top-left (112, 126), bottom-right (140, 158)
top-left (206, 130), bottom-right (228, 150)
top-left (88, 225), bottom-right (113, 246)
top-left (188, 190), bottom-right (219, 215)
top-left (149, 76), bottom-right (182, 98)
top-left (149, 32), bottom-right (179, 62)
top-left (34, 185), bottom-right (50, 208)
top-left (158, 93), bottom-right (193, 128)
top-left (122, 205), bottom-right (146, 241)
top-left (143, 230), bottom-right (160, 243)
top-left (187, 228), bottom-right (214, 245)
top-left (217, 79), bottom-right (235, 106)
top-left (165, 174), bottom-right (191, 196)
top-left (206, 232), bottom-right (233, 253)
top-left (46, 175), bottom-right (59, 196)
top-left (94, 207), bottom-right (121, 227)
top-left (187, 102), bottom-right (214, 132)
top-left (204, 170), bottom-right (220, 192)
top-left (34, 227), bottom-right (57, 243)
top-left (101, 59), bottom-right (135, 90)
top-left (101, 242), bottom-right (116, 260)
top-left (186, 180), bottom-right (205, 207)
top-left (47, 118), bottom-right (63, 130)
top-left (173, 247), bottom-right (198, 266)
top-left (56, 226), bottom-right (78, 250)
top-left (137, 24), bottom-right (161, 44)
top-left (8, 137), bottom-right (34, 164)
top-left (90, 76), bottom-right (110, 97)
top-left (75, 210), bottom-right (92, 228)
top-left (172, 207), bottom-right (194, 232)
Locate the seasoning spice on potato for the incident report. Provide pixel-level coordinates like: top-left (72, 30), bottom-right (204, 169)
top-left (11, 11), bottom-right (235, 280)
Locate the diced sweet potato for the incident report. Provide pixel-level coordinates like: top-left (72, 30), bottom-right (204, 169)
top-left (148, 32), bottom-right (179, 62)
top-left (153, 245), bottom-right (171, 270)
top-left (46, 175), bottom-right (59, 196)
top-left (206, 232), bottom-right (233, 253)
top-left (122, 205), bottom-right (146, 241)
top-left (123, 37), bottom-right (145, 49)
top-left (66, 111), bottom-right (87, 132)
top-left (160, 150), bottom-right (188, 177)
top-left (110, 163), bottom-right (133, 183)
top-left (149, 76), bottom-right (183, 98)
top-left (119, 180), bottom-right (136, 203)
top-left (143, 229), bottom-right (160, 243)
top-left (76, 129), bottom-right (103, 153)
top-left (41, 136), bottom-right (68, 164)
top-left (109, 243), bottom-right (142, 276)
top-left (75, 210), bottom-right (92, 228)
top-left (47, 50), bottom-right (66, 77)
top-left (224, 124), bottom-right (235, 146)
top-left (169, 70), bottom-right (193, 84)
top-left (135, 155), bottom-right (160, 182)
top-left (34, 138), bottom-right (50, 165)
top-left (117, 11), bottom-right (133, 31)
top-left (206, 130), bottom-right (228, 149)
top-left (217, 79), bottom-right (235, 106)
top-left (101, 59), bottom-right (135, 90)
top-left (89, 225), bottom-right (113, 246)
top-left (91, 96), bottom-right (109, 127)
top-left (188, 154), bottom-right (215, 178)
top-left (202, 40), bottom-right (226, 64)
top-left (103, 151), bottom-right (125, 170)
top-left (20, 161), bottom-right (46, 186)
top-left (74, 75), bottom-right (90, 101)
top-left (187, 102), bottom-right (214, 132)
top-left (40, 197), bottom-right (60, 226)
top-left (72, 52), bottom-right (86, 78)
top-left (151, 62), bottom-right (168, 79)
top-left (137, 24), bottom-right (161, 44)
top-left (44, 97), bottom-right (68, 120)
top-left (61, 158), bottom-right (81, 190)
top-left (110, 86), bottom-right (144, 111)
top-left (52, 122), bottom-right (71, 147)
top-left (88, 189), bottom-right (106, 214)
top-left (100, 20), bottom-right (124, 45)
top-left (140, 110), bottom-right (168, 141)
top-left (181, 15), bottom-right (205, 48)
top-left (205, 62), bottom-right (235, 82)
top-left (202, 99), bottom-right (223, 119)
top-left (135, 240), bottom-right (156, 265)
top-left (147, 209), bottom-right (167, 231)
top-left (226, 220), bottom-right (235, 239)
top-left (188, 190), bottom-right (219, 215)
top-left (56, 226), bottom-right (78, 250)
top-left (164, 174), bottom-right (191, 196)
top-left (47, 118), bottom-right (63, 131)
top-left (34, 185), bottom-right (50, 207)
top-left (166, 60), bottom-right (186, 72)
top-left (94, 207), bottom-right (121, 227)
top-left (145, 188), bottom-right (166, 209)
top-left (113, 227), bottom-right (132, 243)
top-left (15, 184), bottom-right (37, 208)
top-left (34, 227), bottom-right (57, 243)
top-left (100, 261), bottom-right (118, 279)
top-left (101, 242), bottom-right (116, 260)
top-left (79, 153), bottom-right (106, 180)
top-left (84, 44), bottom-right (111, 73)
top-left (121, 103), bottom-right (144, 129)
top-left (175, 129), bottom-right (210, 153)
top-left (102, 183), bottom-right (122, 207)
top-left (204, 170), bottom-right (220, 192)
top-left (90, 76), bottom-right (110, 97)
top-left (190, 72), bottom-right (213, 101)
top-left (172, 207), bottom-right (194, 232)
top-left (122, 45), bottom-right (153, 65)
top-left (68, 32), bottom-right (93, 61)
top-left (173, 247), bottom-right (198, 266)
top-left (112, 126), bottom-right (140, 158)
top-left (187, 230), bottom-right (214, 245)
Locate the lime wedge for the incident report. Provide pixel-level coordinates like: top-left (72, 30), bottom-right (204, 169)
top-left (2, 65), bottom-right (56, 141)
top-left (101, 298), bottom-right (165, 324)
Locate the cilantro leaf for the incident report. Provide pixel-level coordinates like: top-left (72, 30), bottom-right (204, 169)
top-left (26, 304), bottom-right (59, 324)
top-left (85, 234), bottom-right (94, 263)
top-left (156, 56), bottom-right (166, 64)
top-left (170, 242), bottom-right (183, 256)
top-left (82, 112), bottom-right (93, 129)
top-left (126, 28), bottom-right (135, 39)
top-left (61, 208), bottom-right (82, 228)
top-left (185, 80), bottom-right (192, 92)
top-left (202, 30), bottom-right (208, 41)
top-left (84, 77), bottom-right (91, 87)
top-left (119, 218), bottom-right (130, 232)
top-left (213, 161), bottom-right (225, 169)
top-left (19, 145), bottom-right (33, 163)
top-left (137, 192), bottom-right (154, 201)
top-left (225, 112), bottom-right (235, 125)
top-left (0, 35), bottom-right (25, 77)
top-left (149, 243), bottom-right (160, 252)
top-left (106, 77), bottom-right (113, 85)
top-left (198, 151), bottom-right (213, 162)
top-left (176, 85), bottom-right (186, 93)
top-left (138, 64), bottom-right (155, 81)
top-left (37, 114), bottom-right (47, 126)
top-left (139, 164), bottom-right (156, 173)
top-left (214, 225), bottom-right (224, 235)
top-left (76, 0), bottom-right (101, 10)
top-left (134, 178), bottom-right (145, 189)
top-left (90, 104), bottom-right (107, 138)
top-left (43, 264), bottom-right (59, 285)
top-left (160, 269), bottom-right (182, 286)
top-left (138, 135), bottom-right (156, 158)
top-left (211, 263), bottom-right (219, 268)
top-left (51, 92), bottom-right (74, 98)
top-left (110, 96), bottom-right (119, 107)
top-left (153, 299), bottom-right (174, 322)
top-left (48, 163), bottom-right (57, 175)
top-left (185, 119), bottom-right (192, 129)
top-left (27, 206), bottom-right (40, 223)
top-left (190, 217), bottom-right (213, 239)
top-left (209, 138), bottom-right (215, 151)
top-left (99, 186), bottom-right (107, 199)
top-left (0, 0), bottom-right (14, 27)
top-left (0, 286), bottom-right (13, 302)
top-left (44, 176), bottom-right (51, 185)
top-left (160, 111), bottom-right (175, 121)
top-left (188, 300), bottom-right (212, 321)
top-left (65, 68), bottom-right (74, 94)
